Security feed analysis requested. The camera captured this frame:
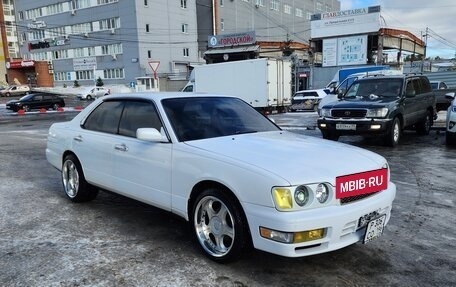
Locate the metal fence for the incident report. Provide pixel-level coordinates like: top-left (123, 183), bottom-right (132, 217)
top-left (424, 71), bottom-right (456, 88)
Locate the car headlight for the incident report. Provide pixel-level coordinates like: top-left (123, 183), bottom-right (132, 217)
top-left (272, 183), bottom-right (332, 211)
top-left (320, 108), bottom-right (331, 117)
top-left (366, 108), bottom-right (388, 118)
top-left (452, 106), bottom-right (456, 113)
top-left (315, 183), bottom-right (329, 203)
top-left (294, 186), bottom-right (310, 206)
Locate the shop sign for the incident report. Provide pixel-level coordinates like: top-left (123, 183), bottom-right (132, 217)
top-left (208, 31), bottom-right (256, 48)
top-left (6, 60), bottom-right (35, 69)
top-left (27, 20), bottom-right (47, 29)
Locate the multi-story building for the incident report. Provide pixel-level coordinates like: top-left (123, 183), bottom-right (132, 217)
top-left (0, 0), bottom-right (20, 84)
top-left (13, 0), bottom-right (199, 89)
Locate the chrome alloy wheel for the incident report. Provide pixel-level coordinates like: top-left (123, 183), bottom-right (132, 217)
top-left (62, 160), bottom-right (80, 198)
top-left (392, 120), bottom-right (400, 143)
top-left (194, 195), bottom-right (235, 258)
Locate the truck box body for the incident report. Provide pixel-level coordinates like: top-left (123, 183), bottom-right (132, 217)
top-left (182, 58), bottom-right (292, 112)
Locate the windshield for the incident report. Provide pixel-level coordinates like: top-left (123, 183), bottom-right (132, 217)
top-left (162, 97), bottom-right (280, 141)
top-left (345, 79), bottom-right (403, 98)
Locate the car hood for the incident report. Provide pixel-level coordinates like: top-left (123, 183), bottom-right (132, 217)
top-left (325, 96), bottom-right (397, 109)
top-left (185, 131), bottom-right (386, 185)
top-left (6, 99), bottom-right (19, 104)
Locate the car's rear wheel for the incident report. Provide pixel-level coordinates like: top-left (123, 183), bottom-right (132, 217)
top-left (86, 95), bottom-right (92, 100)
top-left (52, 103), bottom-right (60, 110)
top-left (62, 155), bottom-right (98, 202)
top-left (385, 117), bottom-right (401, 147)
top-left (191, 188), bottom-right (248, 263)
top-left (416, 111), bottom-right (432, 135)
top-left (6, 92), bottom-right (11, 97)
top-left (446, 131), bottom-right (456, 145)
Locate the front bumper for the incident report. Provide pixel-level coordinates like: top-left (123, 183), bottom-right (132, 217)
top-left (244, 182), bottom-right (396, 257)
top-left (317, 118), bottom-right (393, 135)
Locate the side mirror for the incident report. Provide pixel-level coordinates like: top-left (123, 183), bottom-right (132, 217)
top-left (445, 92), bottom-right (455, 100)
top-left (136, 128), bottom-right (168, 142)
top-left (337, 89), bottom-right (345, 99)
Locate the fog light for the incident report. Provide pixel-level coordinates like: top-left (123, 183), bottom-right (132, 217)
top-left (260, 227), bottom-right (326, 244)
top-left (319, 123), bottom-right (327, 128)
top-left (449, 121), bottom-right (455, 129)
top-left (293, 228), bottom-right (325, 243)
top-left (370, 124), bottom-right (381, 130)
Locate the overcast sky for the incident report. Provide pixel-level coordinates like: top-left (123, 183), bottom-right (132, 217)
top-left (339, 0), bottom-right (456, 59)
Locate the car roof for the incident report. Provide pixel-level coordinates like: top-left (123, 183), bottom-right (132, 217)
top-left (101, 92), bottom-right (238, 102)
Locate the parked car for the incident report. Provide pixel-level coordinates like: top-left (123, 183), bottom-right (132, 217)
top-left (76, 87), bottom-right (110, 100)
top-left (0, 85), bottom-right (30, 97)
top-left (6, 92), bottom-right (65, 112)
top-left (430, 80), bottom-right (456, 112)
top-left (445, 92), bottom-right (456, 145)
top-left (289, 89), bottom-right (328, 112)
top-left (46, 93), bottom-right (396, 262)
top-left (318, 74), bottom-right (436, 146)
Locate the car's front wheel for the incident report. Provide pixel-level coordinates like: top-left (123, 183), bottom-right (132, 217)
top-left (22, 105), bottom-right (30, 112)
top-left (385, 117), bottom-right (401, 147)
top-left (191, 188), bottom-right (249, 263)
top-left (62, 155), bottom-right (98, 202)
top-left (86, 95), bottom-right (92, 100)
top-left (52, 103), bottom-right (60, 110)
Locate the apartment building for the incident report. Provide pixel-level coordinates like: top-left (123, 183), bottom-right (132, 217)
top-left (0, 0), bottom-right (20, 84)
top-left (13, 0), bottom-right (199, 88)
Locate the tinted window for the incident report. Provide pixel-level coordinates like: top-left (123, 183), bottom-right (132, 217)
top-left (118, 101), bottom-right (162, 137)
top-left (418, 78), bottom-right (431, 93)
top-left (346, 79), bottom-right (403, 98)
top-left (162, 97), bottom-right (280, 141)
top-left (83, 101), bottom-right (124, 134)
top-left (431, 82), bottom-right (438, 89)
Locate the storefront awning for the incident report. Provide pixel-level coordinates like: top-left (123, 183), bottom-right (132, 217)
top-left (204, 45), bottom-right (260, 55)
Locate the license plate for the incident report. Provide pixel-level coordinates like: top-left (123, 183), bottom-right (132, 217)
top-left (363, 214), bottom-right (386, 244)
top-left (336, 123), bottom-right (356, 130)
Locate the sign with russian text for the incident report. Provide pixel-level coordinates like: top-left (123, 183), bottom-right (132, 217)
top-left (311, 6), bottom-right (380, 38)
top-left (73, 57), bottom-right (97, 71)
top-left (336, 168), bottom-right (387, 199)
top-left (208, 31), bottom-right (256, 48)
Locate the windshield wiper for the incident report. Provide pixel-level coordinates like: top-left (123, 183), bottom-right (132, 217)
top-left (235, 130), bottom-right (258, 135)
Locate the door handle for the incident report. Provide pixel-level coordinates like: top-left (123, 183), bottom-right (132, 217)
top-left (73, 135), bottom-right (83, 142)
top-left (114, 143), bottom-right (128, 152)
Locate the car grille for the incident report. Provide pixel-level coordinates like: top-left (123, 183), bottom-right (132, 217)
top-left (340, 191), bottom-right (380, 205)
top-left (331, 109), bottom-right (367, 118)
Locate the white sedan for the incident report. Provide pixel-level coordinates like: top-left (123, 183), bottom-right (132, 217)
top-left (289, 89), bottom-right (329, 112)
top-left (445, 92), bottom-right (456, 145)
top-left (46, 93), bottom-right (396, 262)
top-left (76, 87), bottom-right (110, 100)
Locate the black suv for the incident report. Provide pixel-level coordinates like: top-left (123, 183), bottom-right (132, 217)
top-left (317, 75), bottom-right (436, 146)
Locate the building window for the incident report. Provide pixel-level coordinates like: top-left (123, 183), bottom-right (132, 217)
top-left (54, 72), bottom-right (67, 81)
top-left (101, 43), bottom-right (122, 55)
top-left (220, 0), bottom-right (224, 7)
top-left (98, 0), bottom-right (118, 4)
top-left (221, 19), bottom-right (224, 31)
top-left (183, 48), bottom-right (189, 57)
top-left (76, 70), bottom-right (94, 80)
top-left (99, 18), bottom-right (119, 30)
top-left (104, 68), bottom-right (124, 79)
top-left (144, 0), bottom-right (148, 6)
top-left (326, 4), bottom-right (331, 12)
top-left (270, 0), bottom-right (279, 11)
top-left (295, 8), bottom-right (303, 17)
top-left (146, 24), bottom-right (150, 32)
top-left (72, 0), bottom-right (91, 10)
top-left (148, 50), bottom-right (151, 58)
top-left (316, 2), bottom-right (323, 11)
top-left (255, 0), bottom-right (264, 6)
top-left (87, 47), bottom-right (95, 56)
top-left (74, 48), bottom-right (84, 57)
top-left (284, 4), bottom-right (291, 14)
top-left (181, 23), bottom-right (188, 34)
top-left (306, 12), bottom-right (312, 20)
top-left (181, 0), bottom-right (187, 9)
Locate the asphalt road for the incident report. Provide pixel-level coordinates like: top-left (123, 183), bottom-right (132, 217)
top-left (0, 111), bottom-right (455, 287)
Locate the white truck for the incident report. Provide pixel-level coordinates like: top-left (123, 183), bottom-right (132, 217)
top-left (182, 58), bottom-right (292, 113)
